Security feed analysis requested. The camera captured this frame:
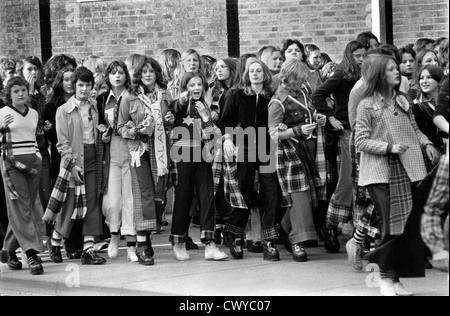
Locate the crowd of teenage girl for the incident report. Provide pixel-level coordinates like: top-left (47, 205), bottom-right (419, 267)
top-left (0, 31), bottom-right (448, 296)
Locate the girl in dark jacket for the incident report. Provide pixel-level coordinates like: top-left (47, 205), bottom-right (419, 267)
top-left (312, 41), bottom-right (366, 253)
top-left (220, 60), bottom-right (281, 261)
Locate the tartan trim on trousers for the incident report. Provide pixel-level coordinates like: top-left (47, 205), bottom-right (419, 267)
top-left (223, 223), bottom-right (245, 238)
top-left (42, 157), bottom-right (76, 223)
top-left (169, 234), bottom-right (186, 244)
top-left (388, 154), bottom-right (413, 236)
top-left (350, 131), bottom-right (380, 238)
top-left (327, 199), bottom-right (352, 225)
top-left (262, 227), bottom-right (278, 241)
top-left (200, 230), bottom-right (215, 243)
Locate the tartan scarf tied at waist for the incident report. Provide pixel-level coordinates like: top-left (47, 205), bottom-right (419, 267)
top-left (276, 137), bottom-right (321, 208)
top-left (388, 153), bottom-right (413, 236)
top-left (42, 157), bottom-right (87, 223)
top-left (1, 130), bottom-right (39, 200)
top-left (223, 158), bottom-right (247, 210)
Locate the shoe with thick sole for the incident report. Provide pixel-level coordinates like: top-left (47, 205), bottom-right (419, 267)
top-left (263, 241), bottom-right (280, 262)
top-left (7, 254), bottom-right (23, 270)
top-left (292, 243), bottom-right (308, 262)
top-left (28, 256), bottom-right (44, 275)
top-left (321, 225), bottom-right (340, 253)
top-left (81, 250), bottom-right (107, 265)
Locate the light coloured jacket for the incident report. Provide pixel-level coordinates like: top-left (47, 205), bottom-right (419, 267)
top-left (355, 93), bottom-right (432, 186)
top-left (55, 95), bottom-right (98, 173)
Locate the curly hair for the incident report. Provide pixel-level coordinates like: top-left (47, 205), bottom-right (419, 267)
top-left (131, 56), bottom-right (167, 95)
top-left (4, 76), bottom-right (30, 105)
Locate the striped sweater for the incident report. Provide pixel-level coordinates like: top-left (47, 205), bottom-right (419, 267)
top-left (0, 105), bottom-right (39, 156)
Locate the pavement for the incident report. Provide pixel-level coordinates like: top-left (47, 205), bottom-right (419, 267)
top-left (0, 219), bottom-right (448, 297)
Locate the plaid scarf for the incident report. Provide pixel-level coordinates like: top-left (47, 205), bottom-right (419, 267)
top-left (42, 157), bottom-right (87, 223)
top-left (1, 130), bottom-right (39, 200)
top-left (223, 158), bottom-right (247, 209)
top-left (276, 137), bottom-right (321, 208)
top-left (388, 153), bottom-right (413, 236)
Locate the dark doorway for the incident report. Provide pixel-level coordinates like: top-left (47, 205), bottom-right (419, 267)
top-left (226, 0), bottom-right (240, 58)
top-left (39, 0), bottom-right (52, 63)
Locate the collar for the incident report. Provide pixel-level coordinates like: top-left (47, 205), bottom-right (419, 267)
top-left (67, 96), bottom-right (97, 114)
top-left (276, 85), bottom-right (308, 103)
top-left (106, 89), bottom-right (125, 105)
top-left (374, 92), bottom-right (410, 112)
top-left (276, 86), bottom-right (292, 103)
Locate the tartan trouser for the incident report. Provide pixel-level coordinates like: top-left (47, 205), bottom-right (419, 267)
top-left (327, 130), bottom-right (353, 226)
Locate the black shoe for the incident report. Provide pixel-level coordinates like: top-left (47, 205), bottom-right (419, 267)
top-left (292, 243), bottom-right (308, 262)
top-left (81, 250), bottom-right (106, 265)
top-left (321, 225), bottom-right (340, 253)
top-left (247, 240), bottom-right (263, 253)
top-left (28, 255), bottom-right (44, 275)
top-left (146, 236), bottom-right (155, 258)
top-left (0, 250), bottom-right (9, 264)
top-left (7, 253), bottom-right (23, 270)
top-left (67, 249), bottom-right (82, 260)
top-left (50, 246), bottom-right (63, 263)
top-left (262, 240), bottom-right (280, 261)
top-left (137, 248), bottom-right (155, 266)
top-left (228, 235), bottom-right (244, 259)
top-left (185, 236), bottom-right (199, 250)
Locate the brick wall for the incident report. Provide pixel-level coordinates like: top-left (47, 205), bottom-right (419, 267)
top-left (49, 0), bottom-right (228, 62)
top-left (0, 0), bottom-right (449, 64)
top-left (238, 0), bottom-right (449, 63)
top-left (392, 0), bottom-right (449, 49)
top-left (0, 0), bottom-right (41, 59)
top-left (238, 0), bottom-right (372, 63)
